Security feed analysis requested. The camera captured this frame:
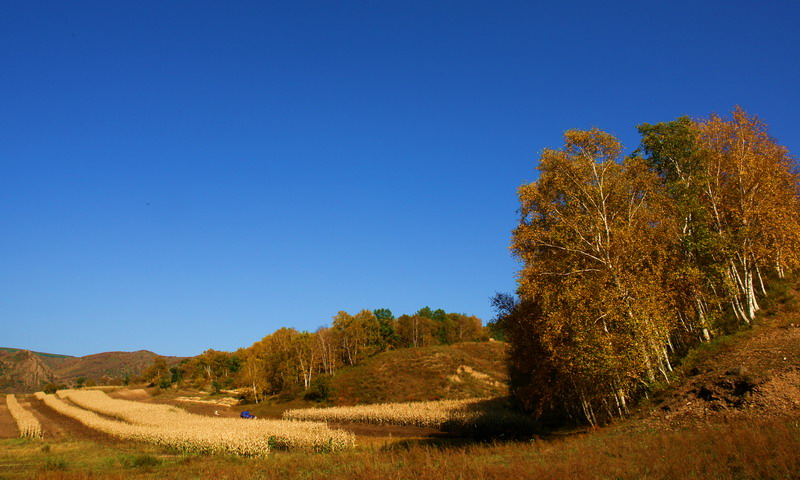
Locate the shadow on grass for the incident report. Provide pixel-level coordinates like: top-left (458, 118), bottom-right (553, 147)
top-left (378, 397), bottom-right (586, 451)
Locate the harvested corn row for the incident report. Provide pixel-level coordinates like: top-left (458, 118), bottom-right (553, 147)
top-left (36, 391), bottom-right (353, 455)
top-left (283, 397), bottom-right (532, 433)
top-left (6, 394), bottom-right (43, 438)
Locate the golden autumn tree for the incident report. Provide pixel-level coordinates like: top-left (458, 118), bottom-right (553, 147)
top-left (291, 331), bottom-right (320, 390)
top-left (691, 107), bottom-right (800, 323)
top-left (315, 326), bottom-right (341, 375)
top-left (505, 109), bottom-right (800, 426)
top-left (396, 314), bottom-right (435, 348)
top-left (636, 116), bottom-right (725, 342)
top-left (332, 309), bottom-right (381, 366)
top-left (236, 346), bottom-right (269, 403)
top-left (510, 128), bottom-right (675, 424)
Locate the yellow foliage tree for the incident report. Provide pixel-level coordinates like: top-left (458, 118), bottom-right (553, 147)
top-left (511, 128), bottom-right (675, 424)
top-left (692, 107), bottom-right (800, 322)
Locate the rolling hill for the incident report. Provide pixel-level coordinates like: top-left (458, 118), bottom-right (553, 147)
top-left (328, 341), bottom-right (509, 405)
top-left (0, 348), bottom-right (186, 393)
top-left (0, 349), bottom-right (58, 393)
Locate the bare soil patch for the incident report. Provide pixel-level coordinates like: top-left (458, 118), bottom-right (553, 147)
top-left (108, 388), bottom-right (150, 401)
top-left (645, 318), bottom-right (800, 427)
top-left (157, 398), bottom-right (241, 418)
top-left (0, 395), bottom-right (19, 439)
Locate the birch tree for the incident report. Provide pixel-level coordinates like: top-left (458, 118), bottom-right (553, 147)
top-left (291, 331), bottom-right (319, 390)
top-left (315, 326), bottom-right (340, 375)
top-left (332, 310), bottom-right (381, 366)
top-left (511, 128), bottom-right (674, 424)
top-left (691, 107), bottom-right (800, 323)
top-left (637, 117), bottom-right (724, 341)
top-left (237, 347), bottom-right (268, 403)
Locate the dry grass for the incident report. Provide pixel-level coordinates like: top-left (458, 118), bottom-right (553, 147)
top-left (5, 394), bottom-right (42, 438)
top-left (0, 416), bottom-right (797, 479)
top-left (330, 342), bottom-right (509, 404)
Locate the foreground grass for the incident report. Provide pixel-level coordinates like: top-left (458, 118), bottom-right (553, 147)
top-left (1, 416), bottom-right (798, 479)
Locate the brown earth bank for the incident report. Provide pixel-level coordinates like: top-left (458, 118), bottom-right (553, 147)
top-left (640, 298), bottom-right (800, 428)
top-left (331, 341), bottom-right (509, 405)
top-left (0, 396), bottom-right (19, 439)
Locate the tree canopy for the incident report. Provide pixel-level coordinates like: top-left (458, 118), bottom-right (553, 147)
top-left (503, 108), bottom-right (800, 425)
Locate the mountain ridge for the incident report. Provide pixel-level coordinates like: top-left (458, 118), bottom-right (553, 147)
top-left (0, 347), bottom-right (187, 393)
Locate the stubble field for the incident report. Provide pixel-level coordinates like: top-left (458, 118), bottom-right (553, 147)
top-left (1, 388), bottom-right (799, 480)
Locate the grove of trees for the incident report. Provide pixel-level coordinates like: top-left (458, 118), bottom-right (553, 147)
top-left (143, 307), bottom-right (487, 401)
top-left (499, 107), bottom-right (800, 425)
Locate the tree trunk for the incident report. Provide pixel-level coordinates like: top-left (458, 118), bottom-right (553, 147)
top-left (756, 264), bottom-right (767, 296)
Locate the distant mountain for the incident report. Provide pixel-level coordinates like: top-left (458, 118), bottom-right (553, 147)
top-left (0, 349), bottom-right (59, 393)
top-left (0, 348), bottom-right (187, 393)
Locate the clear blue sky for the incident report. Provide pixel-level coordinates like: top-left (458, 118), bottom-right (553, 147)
top-left (2, 1), bottom-right (799, 357)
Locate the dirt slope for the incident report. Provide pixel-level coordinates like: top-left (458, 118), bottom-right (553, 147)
top-left (644, 283), bottom-right (800, 426)
top-left (0, 396), bottom-right (19, 439)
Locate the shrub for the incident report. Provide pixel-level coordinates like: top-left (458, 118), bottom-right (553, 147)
top-left (304, 375), bottom-right (333, 402)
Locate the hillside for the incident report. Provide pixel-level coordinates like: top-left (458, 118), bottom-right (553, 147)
top-left (44, 350), bottom-right (187, 385)
top-left (0, 349), bottom-right (58, 393)
top-left (0, 348), bottom-right (71, 359)
top-left (0, 349), bottom-right (186, 393)
top-left (637, 276), bottom-right (800, 426)
top-left (328, 341), bottom-right (508, 405)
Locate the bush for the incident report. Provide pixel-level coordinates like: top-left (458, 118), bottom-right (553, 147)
top-left (43, 457), bottom-right (67, 471)
top-left (119, 454), bottom-right (162, 468)
top-left (211, 380), bottom-right (223, 394)
top-left (43, 383), bottom-right (66, 394)
top-left (304, 374), bottom-right (333, 402)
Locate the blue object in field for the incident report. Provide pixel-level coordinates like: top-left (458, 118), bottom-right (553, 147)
top-left (240, 410), bottom-right (255, 419)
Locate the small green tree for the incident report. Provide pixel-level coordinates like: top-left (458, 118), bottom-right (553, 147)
top-left (374, 308), bottom-right (399, 350)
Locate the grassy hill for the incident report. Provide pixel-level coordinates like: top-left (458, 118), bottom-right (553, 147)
top-left (328, 341), bottom-right (508, 405)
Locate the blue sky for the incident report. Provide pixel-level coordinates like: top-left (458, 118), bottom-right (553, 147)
top-left (2, 1), bottom-right (799, 357)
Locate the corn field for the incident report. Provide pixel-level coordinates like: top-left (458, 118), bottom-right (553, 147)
top-left (283, 397), bottom-right (532, 434)
top-left (34, 391), bottom-right (353, 455)
top-left (6, 394), bottom-right (43, 438)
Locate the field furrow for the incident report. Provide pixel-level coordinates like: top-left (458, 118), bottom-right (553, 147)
top-left (5, 394), bottom-right (42, 438)
top-left (0, 396), bottom-right (18, 439)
